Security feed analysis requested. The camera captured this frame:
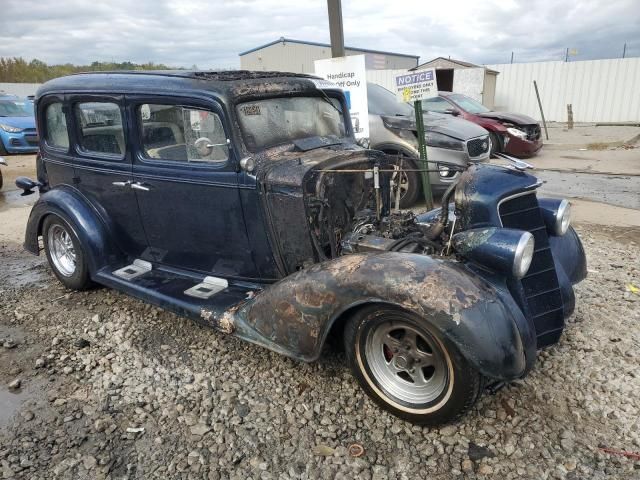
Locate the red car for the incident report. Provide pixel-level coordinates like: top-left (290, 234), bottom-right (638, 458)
top-left (424, 92), bottom-right (543, 157)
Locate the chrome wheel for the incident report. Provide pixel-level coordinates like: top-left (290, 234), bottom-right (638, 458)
top-left (47, 224), bottom-right (77, 277)
top-left (391, 170), bottom-right (409, 200)
top-left (365, 321), bottom-right (450, 405)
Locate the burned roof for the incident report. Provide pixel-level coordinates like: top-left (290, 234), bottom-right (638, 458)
top-left (35, 70), bottom-right (328, 103)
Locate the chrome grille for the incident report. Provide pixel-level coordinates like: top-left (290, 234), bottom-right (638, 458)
top-left (499, 192), bottom-right (564, 347)
top-left (466, 136), bottom-right (490, 158)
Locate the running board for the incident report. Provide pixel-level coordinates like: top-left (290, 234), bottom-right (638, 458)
top-left (112, 259), bottom-right (152, 280)
top-left (184, 276), bottom-right (229, 299)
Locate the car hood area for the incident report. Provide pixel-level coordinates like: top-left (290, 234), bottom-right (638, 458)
top-left (476, 111), bottom-right (538, 126)
top-left (381, 112), bottom-right (488, 140)
top-left (0, 115), bottom-right (35, 130)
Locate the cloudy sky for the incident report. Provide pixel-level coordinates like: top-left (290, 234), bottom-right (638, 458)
top-left (0, 0), bottom-right (638, 68)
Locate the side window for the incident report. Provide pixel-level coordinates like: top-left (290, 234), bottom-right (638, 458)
top-left (45, 102), bottom-right (69, 149)
top-left (74, 102), bottom-right (124, 157)
top-left (424, 97), bottom-right (452, 113)
top-left (139, 104), bottom-right (228, 163)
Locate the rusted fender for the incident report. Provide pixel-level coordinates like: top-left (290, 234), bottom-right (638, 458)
top-left (235, 252), bottom-right (529, 380)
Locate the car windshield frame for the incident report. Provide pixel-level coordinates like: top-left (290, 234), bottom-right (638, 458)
top-left (367, 83), bottom-right (414, 117)
top-left (447, 94), bottom-right (491, 114)
top-left (235, 93), bottom-right (350, 152)
top-left (0, 100), bottom-right (31, 117)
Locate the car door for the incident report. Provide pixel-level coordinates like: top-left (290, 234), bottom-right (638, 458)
top-left (70, 95), bottom-right (150, 260)
top-left (127, 96), bottom-right (257, 279)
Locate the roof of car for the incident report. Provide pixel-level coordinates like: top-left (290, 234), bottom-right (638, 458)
top-left (36, 70), bottom-right (328, 103)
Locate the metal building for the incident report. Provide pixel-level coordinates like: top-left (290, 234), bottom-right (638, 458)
top-left (239, 37), bottom-right (419, 74)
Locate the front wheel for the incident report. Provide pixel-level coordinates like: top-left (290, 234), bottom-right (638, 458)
top-left (344, 305), bottom-right (484, 425)
top-left (390, 157), bottom-right (420, 208)
top-left (43, 215), bottom-right (93, 290)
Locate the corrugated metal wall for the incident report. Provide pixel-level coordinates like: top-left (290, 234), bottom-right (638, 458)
top-left (241, 43), bottom-right (417, 74)
top-left (366, 68), bottom-right (405, 92)
top-left (486, 58), bottom-right (640, 122)
top-left (0, 83), bottom-right (42, 97)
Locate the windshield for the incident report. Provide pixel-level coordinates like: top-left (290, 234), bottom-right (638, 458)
top-left (367, 83), bottom-right (414, 116)
top-left (448, 94), bottom-right (491, 114)
top-left (0, 100), bottom-right (31, 117)
top-left (237, 96), bottom-right (347, 151)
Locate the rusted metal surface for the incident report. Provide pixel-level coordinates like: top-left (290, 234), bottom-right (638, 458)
top-left (229, 251), bottom-right (527, 379)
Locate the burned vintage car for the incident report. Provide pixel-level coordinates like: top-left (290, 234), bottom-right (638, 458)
top-left (19, 71), bottom-right (586, 425)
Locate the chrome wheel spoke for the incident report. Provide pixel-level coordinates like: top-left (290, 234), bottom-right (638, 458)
top-left (365, 320), bottom-right (450, 405)
top-left (407, 367), bottom-right (428, 386)
top-left (47, 224), bottom-right (77, 277)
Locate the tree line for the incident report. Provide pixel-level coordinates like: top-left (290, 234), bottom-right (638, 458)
top-left (0, 57), bottom-right (177, 83)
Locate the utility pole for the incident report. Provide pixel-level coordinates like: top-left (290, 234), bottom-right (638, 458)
top-left (327, 0), bottom-right (345, 58)
top-left (622, 43), bottom-right (627, 59)
top-left (565, 48), bottom-right (569, 62)
top-left (510, 51), bottom-right (514, 64)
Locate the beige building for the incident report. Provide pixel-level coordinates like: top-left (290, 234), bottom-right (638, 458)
top-left (412, 57), bottom-right (499, 109)
top-left (239, 37), bottom-right (419, 74)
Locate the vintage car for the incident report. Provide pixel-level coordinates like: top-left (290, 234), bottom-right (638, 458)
top-left (19, 71), bottom-right (586, 425)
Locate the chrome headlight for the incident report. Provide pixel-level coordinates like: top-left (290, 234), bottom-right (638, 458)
top-left (513, 232), bottom-right (535, 278)
top-left (452, 228), bottom-right (535, 279)
top-left (538, 198), bottom-right (571, 236)
top-left (555, 199), bottom-right (571, 235)
top-left (0, 123), bottom-right (23, 133)
top-left (506, 127), bottom-right (527, 140)
top-left (425, 131), bottom-right (464, 151)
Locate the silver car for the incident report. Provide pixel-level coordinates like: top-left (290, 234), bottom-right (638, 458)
top-left (368, 83), bottom-right (490, 207)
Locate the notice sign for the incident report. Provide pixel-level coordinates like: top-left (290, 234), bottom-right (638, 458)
top-left (394, 68), bottom-right (439, 103)
top-left (314, 54), bottom-right (369, 139)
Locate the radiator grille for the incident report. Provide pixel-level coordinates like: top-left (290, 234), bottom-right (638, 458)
top-left (466, 136), bottom-right (490, 158)
top-left (499, 192), bottom-right (564, 347)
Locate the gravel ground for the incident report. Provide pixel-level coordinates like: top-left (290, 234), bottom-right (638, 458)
top-left (1, 224), bottom-right (639, 480)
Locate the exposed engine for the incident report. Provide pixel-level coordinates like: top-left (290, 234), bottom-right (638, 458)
top-left (304, 155), bottom-right (457, 261)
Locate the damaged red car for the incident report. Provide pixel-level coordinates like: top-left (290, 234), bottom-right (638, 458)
top-left (425, 92), bottom-right (543, 157)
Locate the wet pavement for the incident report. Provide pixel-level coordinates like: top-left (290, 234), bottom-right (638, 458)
top-left (536, 170), bottom-right (640, 210)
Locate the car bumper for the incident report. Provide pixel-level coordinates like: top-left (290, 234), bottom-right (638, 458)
top-left (504, 135), bottom-right (543, 157)
top-left (428, 146), bottom-right (489, 193)
top-left (1, 132), bottom-right (39, 153)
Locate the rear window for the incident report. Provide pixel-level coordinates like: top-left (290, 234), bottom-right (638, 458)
top-left (45, 102), bottom-right (69, 149)
top-left (74, 102), bottom-right (124, 157)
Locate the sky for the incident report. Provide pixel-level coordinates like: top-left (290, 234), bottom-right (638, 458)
top-left (0, 0), bottom-right (638, 68)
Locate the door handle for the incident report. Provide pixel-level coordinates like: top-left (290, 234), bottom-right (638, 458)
top-left (130, 182), bottom-right (151, 192)
top-left (112, 180), bottom-right (131, 188)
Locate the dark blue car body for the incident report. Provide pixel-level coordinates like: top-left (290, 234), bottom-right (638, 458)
top-left (21, 72), bottom-right (586, 418)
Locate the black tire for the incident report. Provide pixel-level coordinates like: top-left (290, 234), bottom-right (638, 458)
top-left (0, 139), bottom-right (7, 156)
top-left (489, 132), bottom-right (501, 157)
top-left (0, 170), bottom-right (3, 191)
top-left (42, 215), bottom-right (94, 290)
top-left (344, 305), bottom-right (483, 426)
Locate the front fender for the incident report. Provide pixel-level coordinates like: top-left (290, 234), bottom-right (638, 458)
top-left (24, 186), bottom-right (120, 273)
top-left (237, 252), bottom-right (530, 380)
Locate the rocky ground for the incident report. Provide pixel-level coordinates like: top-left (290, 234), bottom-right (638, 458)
top-left (1, 222), bottom-right (639, 480)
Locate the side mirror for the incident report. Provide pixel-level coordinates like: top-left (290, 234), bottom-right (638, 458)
top-left (444, 108), bottom-right (461, 116)
top-left (15, 176), bottom-right (41, 196)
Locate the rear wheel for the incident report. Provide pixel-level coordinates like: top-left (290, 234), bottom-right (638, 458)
top-left (344, 305), bottom-right (483, 425)
top-left (0, 139), bottom-right (7, 156)
top-left (43, 215), bottom-right (93, 290)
